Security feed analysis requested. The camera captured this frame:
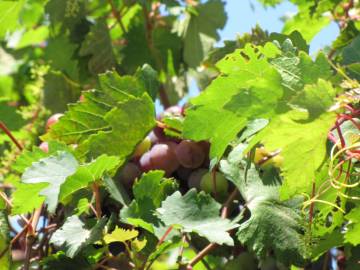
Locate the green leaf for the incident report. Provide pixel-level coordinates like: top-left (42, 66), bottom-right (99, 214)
top-left (41, 251), bottom-right (91, 270)
top-left (157, 189), bottom-right (238, 245)
top-left (16, 26), bottom-right (49, 49)
top-left (59, 155), bottom-right (120, 202)
top-left (44, 36), bottom-right (79, 80)
top-left (220, 149), bottom-right (307, 266)
top-left (250, 108), bottom-right (336, 199)
top-left (175, 0), bottom-right (227, 67)
top-left (282, 2), bottom-right (330, 42)
top-left (43, 72), bottom-right (80, 113)
top-left (103, 227), bottom-right (139, 244)
top-left (103, 175), bottom-right (130, 206)
top-left (11, 182), bottom-right (47, 215)
top-left (345, 207), bottom-right (360, 245)
top-left (291, 79), bottom-right (337, 118)
top-left (120, 171), bottom-right (178, 237)
top-left (21, 151), bottom-right (79, 213)
top-left (0, 211), bottom-right (10, 269)
top-left (50, 215), bottom-right (107, 258)
top-left (135, 64), bottom-right (159, 101)
top-left (79, 20), bottom-right (116, 75)
top-left (13, 142), bottom-right (72, 173)
top-left (43, 71), bottom-right (155, 160)
top-left (183, 42), bottom-right (282, 159)
top-left (0, 0), bottom-right (24, 39)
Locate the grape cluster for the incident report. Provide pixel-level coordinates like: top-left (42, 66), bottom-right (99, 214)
top-left (118, 106), bottom-right (229, 196)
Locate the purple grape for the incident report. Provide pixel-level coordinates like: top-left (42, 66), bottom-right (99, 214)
top-left (175, 140), bottom-right (205, 168)
top-left (139, 151), bottom-right (153, 172)
top-left (148, 143), bottom-right (179, 176)
top-left (118, 162), bottom-right (141, 188)
top-left (188, 168), bottom-right (208, 190)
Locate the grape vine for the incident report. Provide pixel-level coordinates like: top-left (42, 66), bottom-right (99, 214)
top-left (0, 0), bottom-right (359, 270)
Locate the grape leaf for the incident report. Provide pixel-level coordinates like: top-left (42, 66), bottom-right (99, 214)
top-left (42, 71), bottom-right (155, 160)
top-left (44, 35), bottom-right (79, 80)
top-left (220, 147), bottom-right (307, 266)
top-left (249, 80), bottom-right (336, 199)
top-left (174, 0), bottom-right (227, 68)
top-left (121, 10), bottom-right (182, 74)
top-left (183, 42), bottom-right (282, 159)
top-left (79, 20), bottom-right (116, 75)
top-left (16, 26), bottom-right (49, 49)
top-left (0, 211), bottom-right (10, 269)
top-left (41, 251), bottom-right (91, 270)
top-left (13, 142), bottom-right (72, 173)
top-left (103, 227), bottom-right (139, 244)
top-left (43, 72), bottom-right (81, 113)
top-left (282, 2), bottom-right (330, 42)
top-left (11, 182), bottom-right (47, 215)
top-left (50, 215), bottom-right (107, 258)
top-left (344, 207), bottom-right (360, 245)
top-left (103, 175), bottom-right (130, 206)
top-left (21, 151), bottom-right (79, 213)
top-left (59, 155), bottom-right (120, 202)
top-left (120, 171), bottom-right (178, 237)
top-left (157, 189), bottom-right (238, 246)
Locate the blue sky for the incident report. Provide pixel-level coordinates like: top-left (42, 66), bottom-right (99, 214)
top-left (220, 0), bottom-right (339, 54)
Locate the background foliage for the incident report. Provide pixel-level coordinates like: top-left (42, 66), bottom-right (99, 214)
top-left (0, 0), bottom-right (359, 269)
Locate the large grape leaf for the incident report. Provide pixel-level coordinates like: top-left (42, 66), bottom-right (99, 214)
top-left (79, 20), bottom-right (116, 75)
top-left (250, 80), bottom-right (337, 199)
top-left (157, 189), bottom-right (238, 246)
top-left (50, 215), bottom-right (107, 258)
top-left (0, 211), bottom-right (10, 269)
top-left (59, 155), bottom-right (120, 202)
top-left (184, 40), bottom-right (336, 198)
top-left (220, 145), bottom-right (307, 266)
top-left (183, 42), bottom-right (283, 158)
top-left (21, 151), bottom-right (79, 213)
top-left (174, 0), bottom-right (227, 68)
top-left (120, 171), bottom-right (178, 237)
top-left (42, 71), bottom-right (155, 160)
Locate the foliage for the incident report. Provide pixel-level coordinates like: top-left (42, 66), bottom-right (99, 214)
top-left (0, 0), bottom-right (359, 269)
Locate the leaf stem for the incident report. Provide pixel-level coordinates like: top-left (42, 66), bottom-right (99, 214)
top-left (92, 182), bottom-right (102, 219)
top-left (157, 225), bottom-right (173, 246)
top-left (0, 121), bottom-right (23, 151)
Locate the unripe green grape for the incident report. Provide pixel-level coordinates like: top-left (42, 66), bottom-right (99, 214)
top-left (133, 137), bottom-right (151, 158)
top-left (200, 171), bottom-right (228, 195)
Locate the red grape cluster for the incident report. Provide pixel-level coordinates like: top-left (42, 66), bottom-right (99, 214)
top-left (118, 106), bottom-right (229, 196)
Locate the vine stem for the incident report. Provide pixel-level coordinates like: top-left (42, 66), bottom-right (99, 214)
top-left (24, 205), bottom-right (43, 270)
top-left (308, 181), bottom-right (316, 244)
top-left (107, 0), bottom-right (127, 34)
top-left (0, 121), bottom-right (23, 150)
top-left (92, 183), bottom-right (102, 219)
